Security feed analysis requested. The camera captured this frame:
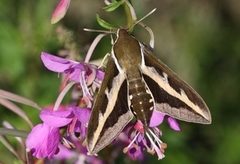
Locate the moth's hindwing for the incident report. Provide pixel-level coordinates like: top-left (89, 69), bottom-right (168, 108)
top-left (141, 45), bottom-right (211, 124)
top-left (87, 58), bottom-right (133, 155)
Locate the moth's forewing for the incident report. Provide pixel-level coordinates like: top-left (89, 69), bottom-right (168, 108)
top-left (87, 58), bottom-right (133, 155)
top-left (141, 46), bottom-right (211, 124)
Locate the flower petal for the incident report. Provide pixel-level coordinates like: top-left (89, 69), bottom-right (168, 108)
top-left (69, 106), bottom-right (91, 123)
top-left (167, 117), bottom-right (181, 131)
top-left (96, 69), bottom-right (104, 81)
top-left (40, 109), bottom-right (74, 127)
top-left (51, 0), bottom-right (71, 24)
top-left (65, 64), bottom-right (86, 82)
top-left (128, 146), bottom-right (143, 159)
top-left (41, 52), bottom-right (77, 72)
top-left (134, 120), bottom-right (144, 133)
top-left (80, 123), bottom-right (87, 138)
top-left (26, 124), bottom-right (60, 158)
top-left (86, 66), bottom-right (97, 86)
top-left (53, 144), bottom-right (76, 159)
top-left (149, 110), bottom-right (165, 127)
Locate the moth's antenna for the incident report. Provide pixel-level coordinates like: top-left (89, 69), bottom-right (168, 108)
top-left (83, 28), bottom-right (118, 62)
top-left (84, 28), bottom-right (115, 34)
top-left (130, 8), bottom-right (156, 29)
top-left (138, 22), bottom-right (155, 49)
top-left (128, 8), bottom-right (156, 49)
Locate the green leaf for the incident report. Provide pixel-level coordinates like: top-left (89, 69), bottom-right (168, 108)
top-left (96, 14), bottom-right (119, 30)
top-left (103, 0), bottom-right (125, 12)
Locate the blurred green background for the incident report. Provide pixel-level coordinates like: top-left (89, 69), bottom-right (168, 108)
top-left (0, 0), bottom-right (240, 163)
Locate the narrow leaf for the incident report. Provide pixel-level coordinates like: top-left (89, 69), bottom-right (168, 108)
top-left (0, 128), bottom-right (29, 138)
top-left (0, 97), bottom-right (34, 128)
top-left (0, 135), bottom-right (23, 160)
top-left (96, 14), bottom-right (119, 30)
top-left (103, 0), bottom-right (124, 12)
top-left (0, 89), bottom-right (42, 110)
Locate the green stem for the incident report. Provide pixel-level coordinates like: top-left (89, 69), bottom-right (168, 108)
top-left (122, 0), bottom-right (135, 31)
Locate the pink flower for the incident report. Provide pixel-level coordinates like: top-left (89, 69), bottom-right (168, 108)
top-left (26, 105), bottom-right (95, 159)
top-left (41, 52), bottom-right (104, 83)
top-left (41, 52), bottom-right (104, 102)
top-left (122, 110), bottom-right (180, 160)
top-left (51, 0), bottom-right (71, 24)
top-left (26, 109), bottom-right (74, 158)
top-left (26, 123), bottom-right (60, 158)
top-left (150, 109), bottom-right (181, 131)
top-left (68, 106), bottom-right (91, 138)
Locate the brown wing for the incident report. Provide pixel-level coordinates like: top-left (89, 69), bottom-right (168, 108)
top-left (87, 58), bottom-right (133, 155)
top-left (140, 46), bottom-right (211, 124)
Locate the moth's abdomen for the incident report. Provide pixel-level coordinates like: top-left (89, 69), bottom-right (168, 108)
top-left (128, 78), bottom-right (154, 126)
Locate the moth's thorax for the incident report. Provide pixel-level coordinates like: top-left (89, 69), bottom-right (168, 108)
top-left (113, 29), bottom-right (142, 72)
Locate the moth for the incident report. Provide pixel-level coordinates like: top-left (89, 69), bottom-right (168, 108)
top-left (86, 28), bottom-right (211, 155)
